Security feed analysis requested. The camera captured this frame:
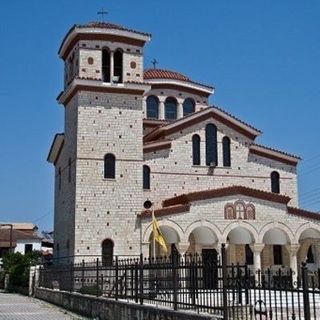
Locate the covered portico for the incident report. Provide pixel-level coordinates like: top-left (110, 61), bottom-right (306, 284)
top-left (140, 186), bottom-right (320, 279)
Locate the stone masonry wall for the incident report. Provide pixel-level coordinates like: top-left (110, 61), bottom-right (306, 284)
top-left (143, 117), bottom-right (298, 208)
top-left (73, 91), bottom-right (145, 259)
top-left (53, 95), bottom-right (78, 261)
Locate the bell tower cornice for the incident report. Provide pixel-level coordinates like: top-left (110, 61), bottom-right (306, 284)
top-left (57, 78), bottom-right (151, 106)
top-left (59, 22), bottom-right (151, 60)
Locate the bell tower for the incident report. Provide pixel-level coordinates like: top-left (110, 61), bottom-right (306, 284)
top-left (48, 22), bottom-right (151, 262)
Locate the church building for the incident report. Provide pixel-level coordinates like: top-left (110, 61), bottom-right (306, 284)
top-left (48, 21), bottom-right (320, 278)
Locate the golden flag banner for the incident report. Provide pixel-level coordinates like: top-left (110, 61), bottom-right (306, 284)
top-left (152, 210), bottom-right (168, 254)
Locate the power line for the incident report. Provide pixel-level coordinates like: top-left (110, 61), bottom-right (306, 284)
top-left (300, 186), bottom-right (320, 197)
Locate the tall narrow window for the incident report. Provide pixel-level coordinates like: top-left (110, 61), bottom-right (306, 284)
top-left (271, 171), bottom-right (280, 194)
top-left (146, 96), bottom-right (159, 119)
top-left (102, 49), bottom-right (110, 82)
top-left (68, 158), bottom-right (71, 183)
top-left (222, 136), bottom-right (231, 167)
top-left (183, 98), bottom-right (195, 116)
top-left (114, 50), bottom-right (123, 83)
top-left (192, 134), bottom-right (201, 165)
top-left (143, 165), bottom-right (151, 190)
top-left (104, 154), bottom-right (116, 179)
top-left (102, 239), bottom-right (114, 266)
top-left (58, 167), bottom-right (62, 190)
top-left (205, 123), bottom-right (218, 166)
top-left (165, 97), bottom-right (177, 120)
top-left (273, 245), bottom-right (283, 265)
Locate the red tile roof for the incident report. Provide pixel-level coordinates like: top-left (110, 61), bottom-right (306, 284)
top-left (162, 185), bottom-right (291, 207)
top-left (287, 207), bottom-right (320, 221)
top-left (143, 106), bottom-right (261, 142)
top-left (144, 69), bottom-right (214, 90)
top-left (139, 204), bottom-right (191, 218)
top-left (251, 143), bottom-right (301, 161)
top-left (77, 21), bottom-right (151, 36)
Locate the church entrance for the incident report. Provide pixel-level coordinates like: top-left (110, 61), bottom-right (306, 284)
top-left (202, 249), bottom-right (218, 289)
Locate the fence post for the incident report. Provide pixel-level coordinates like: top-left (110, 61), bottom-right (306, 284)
top-left (172, 253), bottom-right (178, 310)
top-left (115, 256), bottom-right (119, 300)
top-left (139, 253), bottom-right (144, 305)
top-left (301, 262), bottom-right (310, 320)
top-left (96, 258), bottom-right (99, 297)
top-left (81, 259), bottom-right (85, 289)
top-left (221, 243), bottom-right (228, 320)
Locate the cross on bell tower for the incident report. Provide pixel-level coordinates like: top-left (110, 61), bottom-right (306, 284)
top-left (97, 8), bottom-right (108, 21)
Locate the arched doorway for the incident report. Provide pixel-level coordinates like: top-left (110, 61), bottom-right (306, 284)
top-left (298, 228), bottom-right (320, 271)
top-left (188, 226), bottom-right (219, 289)
top-left (226, 226), bottom-right (256, 266)
top-left (262, 228), bottom-right (291, 269)
top-left (102, 239), bottom-right (114, 266)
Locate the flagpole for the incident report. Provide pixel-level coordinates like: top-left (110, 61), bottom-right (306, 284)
top-left (152, 204), bottom-right (156, 260)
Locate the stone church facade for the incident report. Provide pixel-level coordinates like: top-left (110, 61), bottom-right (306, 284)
top-left (48, 21), bottom-right (320, 277)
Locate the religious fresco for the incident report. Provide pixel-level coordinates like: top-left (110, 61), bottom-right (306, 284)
top-left (224, 201), bottom-right (255, 220)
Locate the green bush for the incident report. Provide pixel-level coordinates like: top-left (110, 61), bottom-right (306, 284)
top-left (2, 251), bottom-right (41, 287)
top-left (78, 284), bottom-right (102, 296)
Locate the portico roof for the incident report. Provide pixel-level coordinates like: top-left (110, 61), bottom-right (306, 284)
top-left (162, 185), bottom-right (291, 208)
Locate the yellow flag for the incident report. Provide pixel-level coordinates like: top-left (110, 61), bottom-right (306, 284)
top-left (152, 209), bottom-right (168, 254)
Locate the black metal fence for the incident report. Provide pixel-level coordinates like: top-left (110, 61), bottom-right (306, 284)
top-left (39, 248), bottom-right (320, 320)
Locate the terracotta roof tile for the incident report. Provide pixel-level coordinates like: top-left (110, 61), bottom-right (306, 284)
top-left (144, 69), bottom-right (214, 90)
top-left (251, 143), bottom-right (301, 160)
top-left (162, 185), bottom-right (291, 207)
top-left (139, 204), bottom-right (190, 218)
top-left (212, 105), bottom-right (262, 134)
top-left (77, 21), bottom-right (151, 36)
top-left (287, 207), bottom-right (320, 221)
top-left (143, 106), bottom-right (261, 142)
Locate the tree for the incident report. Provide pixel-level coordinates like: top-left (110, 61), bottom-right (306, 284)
top-left (2, 251), bottom-right (41, 287)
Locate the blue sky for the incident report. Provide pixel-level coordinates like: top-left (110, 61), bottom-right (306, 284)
top-left (0, 0), bottom-right (319, 231)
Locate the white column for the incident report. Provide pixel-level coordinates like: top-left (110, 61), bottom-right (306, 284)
top-left (159, 99), bottom-right (165, 120)
top-left (176, 242), bottom-right (190, 256)
top-left (286, 244), bottom-right (300, 286)
top-left (142, 98), bottom-right (147, 118)
top-left (176, 242), bottom-right (190, 290)
top-left (250, 243), bottom-right (264, 282)
top-left (110, 51), bottom-right (114, 82)
top-left (177, 101), bottom-right (183, 119)
top-left (315, 240), bottom-right (320, 269)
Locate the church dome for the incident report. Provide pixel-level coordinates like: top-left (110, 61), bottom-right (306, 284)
top-left (144, 69), bottom-right (190, 82)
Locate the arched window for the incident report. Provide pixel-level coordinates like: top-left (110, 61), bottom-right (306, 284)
top-left (165, 97), bottom-right (177, 120)
top-left (143, 165), bottom-right (151, 190)
top-left (192, 134), bottom-right (201, 165)
top-left (114, 50), bottom-right (123, 83)
top-left (102, 49), bottom-right (110, 82)
top-left (102, 239), bottom-right (114, 266)
top-left (205, 123), bottom-right (218, 166)
top-left (58, 167), bottom-right (62, 190)
top-left (68, 158), bottom-right (71, 183)
top-left (271, 171), bottom-right (280, 194)
top-left (222, 136), bottom-right (231, 167)
top-left (104, 154), bottom-right (116, 179)
top-left (146, 96), bottom-right (159, 119)
top-left (183, 98), bottom-right (195, 116)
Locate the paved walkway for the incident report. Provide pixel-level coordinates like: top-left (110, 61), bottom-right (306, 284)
top-left (0, 292), bottom-right (88, 320)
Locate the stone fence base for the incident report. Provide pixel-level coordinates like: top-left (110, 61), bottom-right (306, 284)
top-left (35, 287), bottom-right (220, 320)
